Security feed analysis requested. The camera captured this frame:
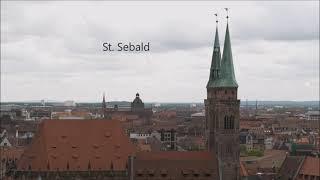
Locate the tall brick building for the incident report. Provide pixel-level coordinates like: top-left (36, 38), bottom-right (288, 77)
top-left (205, 20), bottom-right (240, 179)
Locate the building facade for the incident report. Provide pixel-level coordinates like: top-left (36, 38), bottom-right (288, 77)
top-left (101, 93), bottom-right (152, 125)
top-left (205, 21), bottom-right (240, 179)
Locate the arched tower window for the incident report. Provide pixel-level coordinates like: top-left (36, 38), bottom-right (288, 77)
top-left (224, 116), bottom-right (228, 129)
top-left (224, 115), bottom-right (235, 129)
top-left (230, 115), bottom-right (235, 129)
top-left (226, 144), bottom-right (232, 154)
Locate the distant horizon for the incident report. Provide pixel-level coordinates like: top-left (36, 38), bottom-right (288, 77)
top-left (1, 99), bottom-right (319, 104)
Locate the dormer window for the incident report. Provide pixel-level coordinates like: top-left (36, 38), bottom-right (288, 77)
top-left (136, 170), bottom-right (143, 177)
top-left (160, 169), bottom-right (168, 177)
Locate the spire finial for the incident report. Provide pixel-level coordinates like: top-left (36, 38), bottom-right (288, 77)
top-left (214, 13), bottom-right (218, 24)
top-left (224, 8), bottom-right (229, 23)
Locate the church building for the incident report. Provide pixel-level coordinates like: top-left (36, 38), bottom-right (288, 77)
top-left (205, 16), bottom-right (240, 180)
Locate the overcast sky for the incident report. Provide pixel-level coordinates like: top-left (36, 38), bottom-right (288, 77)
top-left (1, 1), bottom-right (319, 103)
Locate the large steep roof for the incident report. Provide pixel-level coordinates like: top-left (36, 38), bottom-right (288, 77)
top-left (207, 26), bottom-right (221, 88)
top-left (17, 119), bottom-right (136, 171)
top-left (218, 23), bottom-right (238, 88)
top-left (207, 23), bottom-right (238, 88)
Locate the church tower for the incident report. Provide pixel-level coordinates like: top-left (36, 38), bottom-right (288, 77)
top-left (102, 92), bottom-right (111, 119)
top-left (205, 15), bottom-right (240, 180)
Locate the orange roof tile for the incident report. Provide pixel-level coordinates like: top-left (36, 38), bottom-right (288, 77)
top-left (296, 137), bottom-right (310, 144)
top-left (135, 151), bottom-right (215, 161)
top-left (133, 151), bottom-right (219, 179)
top-left (299, 156), bottom-right (320, 176)
top-left (17, 119), bottom-right (136, 171)
top-left (240, 161), bottom-right (248, 177)
top-left (1, 147), bottom-right (25, 160)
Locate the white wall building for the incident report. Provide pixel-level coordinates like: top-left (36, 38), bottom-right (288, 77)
top-left (306, 111), bottom-right (320, 121)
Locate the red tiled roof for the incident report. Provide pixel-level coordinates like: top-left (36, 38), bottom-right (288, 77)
top-left (133, 151), bottom-right (219, 179)
top-left (17, 119), bottom-right (136, 171)
top-left (277, 156), bottom-right (304, 179)
top-left (296, 137), bottom-right (310, 144)
top-left (240, 161), bottom-right (248, 177)
top-left (1, 147), bottom-right (25, 160)
top-left (136, 151), bottom-right (215, 161)
top-left (299, 156), bottom-right (320, 176)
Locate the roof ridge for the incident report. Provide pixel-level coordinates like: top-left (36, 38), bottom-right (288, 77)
top-left (42, 121), bottom-right (50, 171)
top-left (294, 156), bottom-right (306, 179)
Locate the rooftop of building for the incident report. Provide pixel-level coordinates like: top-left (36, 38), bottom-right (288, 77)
top-left (17, 119), bottom-right (136, 172)
top-left (299, 156), bottom-right (320, 176)
top-left (1, 147), bottom-right (25, 161)
top-left (306, 111), bottom-right (320, 116)
top-left (278, 156), bottom-right (320, 179)
top-left (132, 151), bottom-right (219, 179)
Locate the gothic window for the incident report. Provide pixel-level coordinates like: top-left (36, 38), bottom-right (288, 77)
top-left (230, 116), bottom-right (235, 129)
top-left (224, 116), bottom-right (235, 129)
top-left (224, 116), bottom-right (228, 129)
top-left (226, 144), bottom-right (232, 154)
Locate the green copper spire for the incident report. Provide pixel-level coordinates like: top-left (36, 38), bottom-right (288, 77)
top-left (218, 23), bottom-right (238, 88)
top-left (207, 25), bottom-right (222, 88)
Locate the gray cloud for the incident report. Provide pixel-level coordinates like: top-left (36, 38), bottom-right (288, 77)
top-left (1, 1), bottom-right (319, 102)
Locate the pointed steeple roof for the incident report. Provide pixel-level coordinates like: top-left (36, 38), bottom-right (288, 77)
top-left (102, 92), bottom-right (106, 109)
top-left (218, 22), bottom-right (238, 88)
top-left (213, 26), bottom-right (220, 47)
top-left (207, 24), bottom-right (222, 88)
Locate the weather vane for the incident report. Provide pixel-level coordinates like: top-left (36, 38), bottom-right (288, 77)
top-left (214, 13), bottom-right (218, 24)
top-left (225, 8), bottom-right (229, 22)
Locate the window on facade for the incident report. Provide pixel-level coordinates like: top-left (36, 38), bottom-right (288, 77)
top-left (224, 90), bottom-right (227, 94)
top-left (226, 145), bottom-right (232, 154)
top-left (230, 116), bottom-right (235, 129)
top-left (224, 116), bottom-right (235, 129)
top-left (164, 133), bottom-right (171, 141)
top-left (224, 116), bottom-right (228, 129)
